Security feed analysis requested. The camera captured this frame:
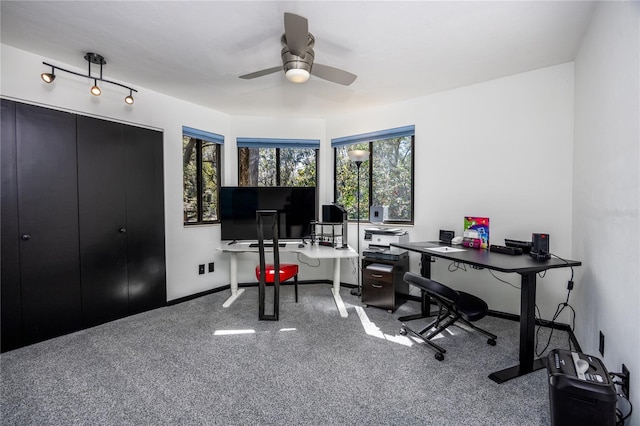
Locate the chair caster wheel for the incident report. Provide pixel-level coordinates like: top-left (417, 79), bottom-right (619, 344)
top-left (487, 338), bottom-right (496, 346)
top-left (435, 352), bottom-right (445, 361)
top-left (399, 328), bottom-right (407, 336)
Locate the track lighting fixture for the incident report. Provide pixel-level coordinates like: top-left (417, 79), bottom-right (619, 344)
top-left (124, 89), bottom-right (135, 105)
top-left (40, 66), bottom-right (56, 83)
top-left (90, 80), bottom-right (101, 96)
top-left (41, 52), bottom-right (137, 105)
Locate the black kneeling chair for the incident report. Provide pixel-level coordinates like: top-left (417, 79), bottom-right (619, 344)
top-left (399, 272), bottom-right (497, 361)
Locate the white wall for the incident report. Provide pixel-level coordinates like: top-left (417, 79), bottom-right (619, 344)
top-left (328, 63), bottom-right (577, 320)
top-left (573, 2), bottom-right (639, 418)
top-left (1, 44), bottom-right (578, 318)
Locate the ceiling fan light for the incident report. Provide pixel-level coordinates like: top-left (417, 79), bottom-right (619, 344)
top-left (90, 80), bottom-right (101, 96)
top-left (285, 68), bottom-right (310, 83)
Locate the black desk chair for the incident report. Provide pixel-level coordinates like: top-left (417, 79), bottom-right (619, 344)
top-left (399, 272), bottom-right (497, 361)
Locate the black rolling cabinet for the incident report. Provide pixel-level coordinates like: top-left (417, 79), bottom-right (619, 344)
top-left (361, 252), bottom-right (409, 313)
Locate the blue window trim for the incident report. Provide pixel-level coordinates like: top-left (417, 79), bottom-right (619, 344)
top-left (331, 125), bottom-right (415, 148)
top-left (237, 137), bottom-right (320, 149)
top-left (183, 126), bottom-right (224, 144)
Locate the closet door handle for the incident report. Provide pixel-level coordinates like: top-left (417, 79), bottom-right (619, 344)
top-left (119, 228), bottom-right (127, 233)
top-left (20, 234), bottom-right (32, 241)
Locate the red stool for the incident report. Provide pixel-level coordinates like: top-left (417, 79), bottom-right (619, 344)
top-left (255, 264), bottom-right (299, 303)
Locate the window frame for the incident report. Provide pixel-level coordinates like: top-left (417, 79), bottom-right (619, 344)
top-left (236, 137), bottom-right (320, 187)
top-left (183, 127), bottom-right (223, 226)
top-left (332, 127), bottom-right (415, 225)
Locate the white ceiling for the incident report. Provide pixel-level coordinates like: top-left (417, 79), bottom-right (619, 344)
top-left (1, 1), bottom-right (595, 118)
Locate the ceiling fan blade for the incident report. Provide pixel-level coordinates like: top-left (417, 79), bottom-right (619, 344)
top-left (311, 64), bottom-right (357, 86)
top-left (284, 12), bottom-right (309, 57)
top-left (239, 66), bottom-right (282, 80)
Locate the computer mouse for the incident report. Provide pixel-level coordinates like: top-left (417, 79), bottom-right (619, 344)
top-left (298, 243), bottom-right (306, 248)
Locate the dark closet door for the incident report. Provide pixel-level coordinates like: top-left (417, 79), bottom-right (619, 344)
top-left (124, 125), bottom-right (167, 314)
top-left (77, 116), bottom-right (129, 326)
top-left (15, 103), bottom-right (82, 343)
top-left (1, 100), bottom-right (23, 351)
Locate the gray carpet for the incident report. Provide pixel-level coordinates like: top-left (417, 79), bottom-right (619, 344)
top-left (1, 283), bottom-right (571, 425)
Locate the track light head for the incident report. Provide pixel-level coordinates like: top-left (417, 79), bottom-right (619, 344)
top-left (41, 71), bottom-right (56, 83)
top-left (124, 91), bottom-right (134, 105)
top-left (90, 80), bottom-right (101, 96)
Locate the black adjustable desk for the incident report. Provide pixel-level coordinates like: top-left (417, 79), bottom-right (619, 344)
top-left (390, 241), bottom-right (581, 384)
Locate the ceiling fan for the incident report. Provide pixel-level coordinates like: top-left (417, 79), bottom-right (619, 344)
top-left (239, 13), bottom-right (357, 86)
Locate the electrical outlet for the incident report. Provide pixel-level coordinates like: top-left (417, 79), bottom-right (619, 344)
top-left (208, 262), bottom-right (214, 273)
top-left (622, 364), bottom-right (630, 399)
top-left (198, 264), bottom-right (205, 275)
top-left (599, 331), bottom-right (605, 356)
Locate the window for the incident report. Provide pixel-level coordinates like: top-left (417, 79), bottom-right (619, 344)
top-left (183, 126), bottom-right (223, 224)
top-left (237, 138), bottom-right (319, 187)
top-left (333, 126), bottom-right (415, 223)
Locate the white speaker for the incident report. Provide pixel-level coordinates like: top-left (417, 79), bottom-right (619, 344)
top-left (369, 206), bottom-right (388, 223)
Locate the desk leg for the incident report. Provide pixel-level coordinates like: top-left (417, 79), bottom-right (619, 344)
top-left (330, 258), bottom-right (348, 318)
top-left (489, 272), bottom-right (544, 383)
top-left (399, 253), bottom-right (433, 322)
top-left (222, 252), bottom-right (245, 308)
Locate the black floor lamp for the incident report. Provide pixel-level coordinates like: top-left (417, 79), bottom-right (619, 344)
top-left (348, 149), bottom-right (369, 297)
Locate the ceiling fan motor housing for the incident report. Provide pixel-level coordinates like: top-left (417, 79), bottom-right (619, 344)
top-left (281, 46), bottom-right (314, 73)
top-left (281, 33), bottom-right (315, 73)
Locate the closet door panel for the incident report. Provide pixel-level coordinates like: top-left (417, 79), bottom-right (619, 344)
top-left (124, 125), bottom-right (166, 313)
top-left (1, 100), bottom-right (23, 351)
top-left (77, 116), bottom-right (128, 326)
top-left (15, 103), bottom-right (82, 343)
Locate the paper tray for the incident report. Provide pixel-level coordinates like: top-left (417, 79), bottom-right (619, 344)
top-left (365, 263), bottom-right (393, 273)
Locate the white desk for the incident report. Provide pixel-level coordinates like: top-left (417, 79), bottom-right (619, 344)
top-left (218, 242), bottom-right (358, 317)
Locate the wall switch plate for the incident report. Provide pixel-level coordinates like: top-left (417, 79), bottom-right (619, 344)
top-left (622, 364), bottom-right (630, 399)
top-left (599, 331), bottom-right (605, 356)
top-left (198, 264), bottom-right (205, 275)
top-left (208, 262), bottom-right (214, 273)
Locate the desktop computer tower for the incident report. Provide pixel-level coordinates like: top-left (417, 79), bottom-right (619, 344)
top-left (547, 349), bottom-right (616, 426)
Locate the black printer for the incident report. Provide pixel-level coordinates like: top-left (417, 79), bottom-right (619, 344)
top-left (547, 349), bottom-right (617, 426)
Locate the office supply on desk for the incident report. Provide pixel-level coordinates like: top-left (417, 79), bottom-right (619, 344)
top-left (530, 233), bottom-right (551, 260)
top-left (439, 229), bottom-right (455, 244)
top-left (504, 238), bottom-right (533, 253)
top-left (390, 240), bottom-right (581, 383)
top-left (256, 210), bottom-right (299, 321)
top-left (489, 244), bottom-right (523, 255)
top-left (464, 216), bottom-right (490, 248)
top-left (399, 272), bottom-right (497, 361)
top-left (249, 242), bottom-right (286, 248)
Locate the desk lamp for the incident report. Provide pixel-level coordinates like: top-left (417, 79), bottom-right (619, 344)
top-left (348, 149), bottom-right (369, 296)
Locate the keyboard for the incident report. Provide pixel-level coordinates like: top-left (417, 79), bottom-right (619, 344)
top-left (249, 243), bottom-right (286, 248)
top-left (489, 244), bottom-right (523, 255)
